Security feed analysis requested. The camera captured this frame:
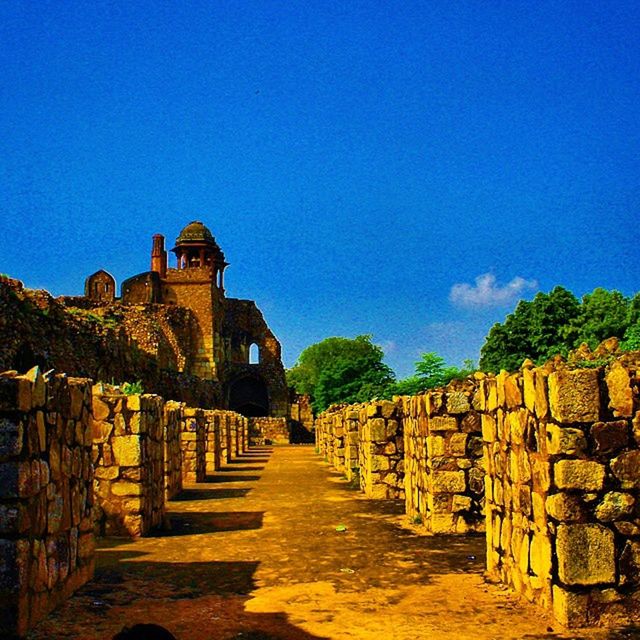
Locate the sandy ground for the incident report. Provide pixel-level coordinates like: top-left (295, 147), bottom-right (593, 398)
top-left (27, 446), bottom-right (640, 640)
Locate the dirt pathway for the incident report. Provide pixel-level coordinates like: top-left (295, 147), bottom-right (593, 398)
top-left (28, 446), bottom-right (628, 640)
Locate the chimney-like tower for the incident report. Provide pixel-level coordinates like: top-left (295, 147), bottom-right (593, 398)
top-left (151, 234), bottom-right (167, 279)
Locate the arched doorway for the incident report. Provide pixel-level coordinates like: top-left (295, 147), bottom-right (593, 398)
top-left (229, 375), bottom-right (269, 417)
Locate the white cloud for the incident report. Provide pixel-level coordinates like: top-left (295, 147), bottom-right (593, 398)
top-left (449, 273), bottom-right (538, 308)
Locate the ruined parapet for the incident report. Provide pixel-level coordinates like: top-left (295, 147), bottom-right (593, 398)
top-left (343, 408), bottom-right (360, 483)
top-left (249, 417), bottom-right (289, 445)
top-left (403, 379), bottom-right (485, 534)
top-left (481, 357), bottom-right (640, 627)
top-left (0, 369), bottom-right (95, 637)
top-left (92, 391), bottom-right (165, 537)
top-left (359, 400), bottom-right (405, 499)
top-left (164, 401), bottom-right (183, 500)
top-left (180, 407), bottom-right (206, 482)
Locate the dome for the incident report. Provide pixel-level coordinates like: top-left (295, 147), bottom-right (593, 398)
top-left (175, 220), bottom-right (216, 245)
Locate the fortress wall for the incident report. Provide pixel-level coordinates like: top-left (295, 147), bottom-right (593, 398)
top-left (403, 380), bottom-right (485, 534)
top-left (249, 417), bottom-right (289, 445)
top-left (0, 369), bottom-right (95, 637)
top-left (164, 401), bottom-right (183, 501)
top-left (92, 392), bottom-right (166, 537)
top-left (480, 360), bottom-right (640, 627)
top-left (180, 407), bottom-right (206, 483)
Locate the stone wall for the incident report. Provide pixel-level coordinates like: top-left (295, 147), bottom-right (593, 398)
top-left (92, 391), bottom-right (166, 537)
top-left (0, 369), bottom-right (95, 637)
top-left (163, 401), bottom-right (183, 500)
top-left (403, 380), bottom-right (485, 534)
top-left (480, 358), bottom-right (640, 627)
top-left (316, 401), bottom-right (405, 499)
top-left (180, 407), bottom-right (206, 483)
top-left (249, 417), bottom-right (289, 445)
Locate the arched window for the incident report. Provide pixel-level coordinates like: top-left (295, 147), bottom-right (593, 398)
top-left (249, 343), bottom-right (260, 364)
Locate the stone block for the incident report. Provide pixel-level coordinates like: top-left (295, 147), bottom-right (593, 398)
top-left (530, 532), bottom-right (552, 578)
top-left (610, 450), bottom-right (640, 488)
top-left (554, 460), bottom-right (605, 491)
top-left (481, 414), bottom-right (497, 442)
top-left (91, 396), bottom-right (110, 421)
top-left (446, 392), bottom-right (470, 414)
top-left (548, 369), bottom-right (600, 424)
top-left (556, 524), bottom-right (615, 586)
top-left (546, 493), bottom-right (585, 522)
top-left (449, 433), bottom-right (467, 456)
top-left (112, 482), bottom-right (143, 496)
top-left (552, 585), bottom-right (589, 627)
top-left (430, 416), bottom-right (458, 432)
top-left (451, 495), bottom-right (472, 512)
top-left (595, 491), bottom-right (635, 522)
top-left (605, 361), bottom-right (633, 418)
top-left (431, 471), bottom-right (465, 493)
top-left (368, 418), bottom-right (386, 442)
top-left (504, 374), bottom-right (522, 408)
top-left (591, 420), bottom-right (629, 455)
top-left (112, 435), bottom-right (142, 467)
top-left (460, 412), bottom-right (481, 433)
top-left (546, 424), bottom-right (587, 456)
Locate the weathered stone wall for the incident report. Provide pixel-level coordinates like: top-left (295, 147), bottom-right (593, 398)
top-left (480, 358), bottom-right (640, 626)
top-left (249, 417), bottom-right (289, 445)
top-left (0, 369), bottom-right (95, 637)
top-left (403, 380), bottom-right (485, 534)
top-left (180, 407), bottom-right (206, 483)
top-left (316, 401), bottom-right (405, 499)
top-left (164, 401), bottom-right (183, 500)
top-left (204, 410), bottom-right (220, 475)
top-left (92, 392), bottom-right (166, 537)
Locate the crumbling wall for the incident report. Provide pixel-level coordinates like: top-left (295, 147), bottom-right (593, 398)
top-left (92, 392), bottom-right (165, 537)
top-left (480, 358), bottom-right (640, 627)
top-left (403, 380), bottom-right (485, 534)
top-left (0, 369), bottom-right (95, 637)
top-left (249, 417), bottom-right (289, 445)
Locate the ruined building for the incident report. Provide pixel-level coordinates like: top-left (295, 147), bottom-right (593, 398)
top-left (86, 220), bottom-right (289, 418)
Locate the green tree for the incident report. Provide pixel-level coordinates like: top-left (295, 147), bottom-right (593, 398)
top-left (287, 335), bottom-right (395, 413)
top-left (386, 353), bottom-right (475, 396)
top-left (572, 288), bottom-right (630, 348)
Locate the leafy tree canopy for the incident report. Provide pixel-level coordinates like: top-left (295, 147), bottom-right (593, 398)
top-left (479, 286), bottom-right (640, 372)
top-left (287, 335), bottom-right (395, 413)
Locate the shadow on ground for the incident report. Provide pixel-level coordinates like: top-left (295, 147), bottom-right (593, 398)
top-left (26, 551), bottom-right (328, 640)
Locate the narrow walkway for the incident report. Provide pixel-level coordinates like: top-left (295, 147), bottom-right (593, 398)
top-left (29, 446), bottom-right (616, 640)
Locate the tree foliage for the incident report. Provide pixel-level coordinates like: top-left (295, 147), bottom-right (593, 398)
top-left (480, 286), bottom-right (640, 372)
top-left (286, 335), bottom-right (395, 413)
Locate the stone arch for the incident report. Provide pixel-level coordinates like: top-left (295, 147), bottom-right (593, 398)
top-left (228, 374), bottom-right (269, 417)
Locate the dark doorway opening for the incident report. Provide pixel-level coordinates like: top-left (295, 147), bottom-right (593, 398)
top-left (229, 376), bottom-right (269, 417)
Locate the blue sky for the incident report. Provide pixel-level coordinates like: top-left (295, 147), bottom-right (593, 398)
top-left (1, 1), bottom-right (638, 377)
